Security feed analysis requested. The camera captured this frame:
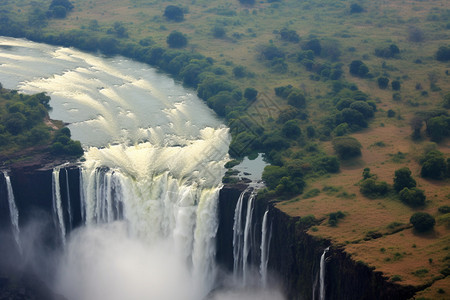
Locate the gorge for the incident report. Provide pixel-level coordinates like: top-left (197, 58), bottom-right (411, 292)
top-left (0, 37), bottom-right (416, 300)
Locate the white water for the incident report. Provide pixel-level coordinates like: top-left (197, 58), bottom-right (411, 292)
top-left (242, 191), bottom-right (255, 285)
top-left (52, 168), bottom-right (67, 246)
top-left (0, 36), bottom-right (285, 300)
top-left (2, 171), bottom-right (21, 253)
top-left (260, 209), bottom-right (271, 287)
top-left (232, 188), bottom-right (261, 286)
top-left (319, 247), bottom-right (330, 300)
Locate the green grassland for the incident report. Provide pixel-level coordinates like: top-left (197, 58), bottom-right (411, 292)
top-left (0, 0), bottom-right (449, 297)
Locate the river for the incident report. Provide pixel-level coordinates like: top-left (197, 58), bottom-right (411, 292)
top-left (0, 37), bottom-right (283, 300)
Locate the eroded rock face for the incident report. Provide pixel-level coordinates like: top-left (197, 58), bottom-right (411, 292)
top-left (216, 183), bottom-right (418, 300)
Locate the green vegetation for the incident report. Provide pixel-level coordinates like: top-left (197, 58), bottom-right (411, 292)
top-left (0, 86), bottom-right (83, 159)
top-left (360, 178), bottom-right (389, 198)
top-left (328, 211), bottom-right (345, 227)
top-left (399, 187), bottom-right (426, 207)
top-left (332, 136), bottom-right (362, 159)
top-left (410, 212), bottom-right (435, 232)
top-left (393, 167), bottom-right (416, 193)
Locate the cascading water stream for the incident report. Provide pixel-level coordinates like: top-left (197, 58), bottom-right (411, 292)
top-left (260, 209), bottom-right (272, 287)
top-left (2, 171), bottom-right (21, 253)
top-left (242, 191), bottom-right (256, 285)
top-left (52, 168), bottom-right (66, 246)
top-left (232, 187), bottom-right (248, 280)
top-left (319, 247), bottom-right (330, 300)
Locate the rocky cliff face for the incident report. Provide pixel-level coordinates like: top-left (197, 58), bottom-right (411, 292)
top-left (216, 183), bottom-right (418, 300)
top-left (1, 169), bottom-right (418, 299)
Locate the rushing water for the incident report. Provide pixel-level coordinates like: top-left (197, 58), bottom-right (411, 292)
top-left (0, 37), bottom-right (284, 300)
top-left (319, 247), bottom-right (330, 300)
top-left (2, 171), bottom-right (21, 253)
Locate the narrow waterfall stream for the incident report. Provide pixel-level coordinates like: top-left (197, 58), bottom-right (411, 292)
top-left (2, 171), bottom-right (21, 253)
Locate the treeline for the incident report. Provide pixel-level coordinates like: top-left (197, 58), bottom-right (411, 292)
top-left (0, 85), bottom-right (83, 158)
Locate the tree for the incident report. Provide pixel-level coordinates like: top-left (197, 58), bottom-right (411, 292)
top-left (212, 25), bottom-right (226, 38)
top-left (350, 101), bottom-right (374, 118)
top-left (410, 212), bottom-right (435, 232)
top-left (166, 31), bottom-right (187, 48)
top-left (262, 165), bottom-right (289, 189)
top-left (164, 5), bottom-right (184, 22)
top-left (421, 150), bottom-right (447, 179)
top-left (436, 46), bottom-right (450, 62)
top-left (51, 5), bottom-right (67, 18)
top-left (279, 28), bottom-right (300, 43)
top-left (360, 178), bottom-right (388, 198)
top-left (332, 136), bottom-right (362, 159)
top-left (426, 115), bottom-right (450, 142)
top-left (287, 90), bottom-right (306, 108)
top-left (393, 167), bottom-right (416, 192)
top-left (282, 120), bottom-right (301, 139)
top-left (377, 77), bottom-right (389, 89)
top-left (350, 3), bottom-right (364, 14)
top-left (303, 39), bottom-right (322, 56)
top-left (260, 45), bottom-right (285, 60)
top-left (232, 66), bottom-right (247, 78)
top-left (349, 60), bottom-right (369, 77)
top-left (391, 80), bottom-right (401, 91)
top-left (410, 116), bottom-right (423, 140)
top-left (244, 88), bottom-right (257, 101)
top-left (399, 187), bottom-right (426, 207)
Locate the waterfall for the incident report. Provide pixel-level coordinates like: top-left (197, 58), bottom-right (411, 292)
top-left (232, 187), bottom-right (259, 286)
top-left (319, 247), bottom-right (330, 300)
top-left (260, 209), bottom-right (272, 287)
top-left (2, 171), bottom-right (21, 253)
top-left (232, 188), bottom-right (247, 280)
top-left (52, 168), bottom-right (66, 246)
top-left (242, 191), bottom-right (255, 285)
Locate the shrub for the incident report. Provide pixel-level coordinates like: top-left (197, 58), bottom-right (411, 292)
top-left (329, 211), bottom-right (345, 226)
top-left (399, 187), bottom-right (426, 207)
top-left (350, 3), bottom-right (364, 14)
top-left (377, 77), bottom-right (389, 89)
top-left (302, 39), bottom-right (321, 56)
top-left (410, 212), bottom-right (435, 232)
top-left (391, 80), bottom-right (401, 91)
top-left (393, 167), bottom-right (417, 192)
top-left (282, 120), bottom-right (301, 139)
top-left (375, 44), bottom-right (400, 58)
top-left (164, 5), bottom-right (184, 22)
top-left (426, 115), bottom-right (450, 142)
top-left (332, 136), bottom-right (362, 159)
top-left (349, 60), bottom-right (369, 77)
top-left (51, 5), bottom-right (67, 18)
top-left (287, 90), bottom-right (306, 108)
top-left (360, 178), bottom-right (389, 197)
top-left (436, 46), bottom-right (450, 62)
top-left (244, 88), bottom-right (257, 101)
top-left (212, 25), bottom-right (226, 38)
top-left (421, 150), bottom-right (447, 179)
top-left (387, 110), bottom-right (396, 118)
top-left (279, 28), bottom-right (300, 43)
top-left (166, 31), bottom-right (187, 48)
top-left (438, 205), bottom-right (450, 214)
top-left (232, 66), bottom-right (247, 78)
